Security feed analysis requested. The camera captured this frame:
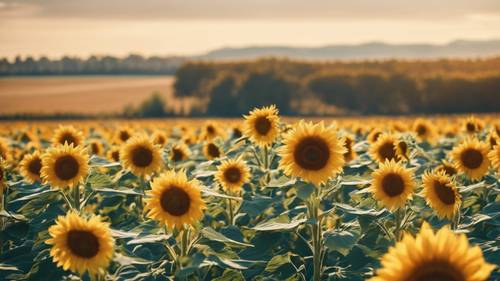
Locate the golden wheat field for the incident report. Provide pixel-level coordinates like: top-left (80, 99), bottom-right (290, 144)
top-left (0, 110), bottom-right (499, 281)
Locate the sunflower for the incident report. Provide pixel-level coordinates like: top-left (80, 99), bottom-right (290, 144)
top-left (488, 144), bottom-right (500, 173)
top-left (463, 116), bottom-right (484, 135)
top-left (422, 170), bottom-right (461, 219)
top-left (115, 127), bottom-right (132, 144)
top-left (0, 137), bottom-right (10, 161)
top-left (215, 158), bottom-right (251, 192)
top-left (369, 134), bottom-right (399, 163)
top-left (41, 143), bottom-right (89, 189)
top-left (203, 142), bottom-right (223, 160)
top-left (89, 140), bottom-right (103, 156)
top-left (243, 105), bottom-right (280, 147)
top-left (487, 129), bottom-right (498, 148)
top-left (46, 212), bottom-right (114, 276)
top-left (144, 171), bottom-right (206, 230)
top-left (170, 143), bottom-right (191, 162)
top-left (52, 125), bottom-right (84, 147)
top-left (369, 222), bottom-right (495, 281)
top-left (450, 138), bottom-right (490, 180)
top-left (412, 118), bottom-right (436, 143)
top-left (342, 135), bottom-right (357, 163)
top-left (107, 146), bottom-right (121, 162)
top-left (202, 122), bottom-right (221, 140)
top-left (120, 136), bottom-right (163, 178)
top-left (231, 126), bottom-right (243, 139)
top-left (370, 160), bottom-right (415, 210)
top-left (19, 152), bottom-right (43, 183)
top-left (279, 121), bottom-right (345, 185)
top-left (152, 131), bottom-right (168, 147)
top-left (436, 160), bottom-right (458, 177)
top-left (395, 139), bottom-right (409, 160)
top-left (367, 128), bottom-right (383, 144)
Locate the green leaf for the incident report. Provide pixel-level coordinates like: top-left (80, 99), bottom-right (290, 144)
top-left (88, 173), bottom-right (113, 188)
top-left (240, 195), bottom-right (273, 217)
top-left (265, 253), bottom-right (291, 272)
top-left (295, 182), bottom-right (315, 201)
top-left (94, 187), bottom-right (142, 195)
top-left (9, 189), bottom-right (56, 203)
top-left (201, 188), bottom-right (242, 201)
top-left (0, 263), bottom-right (20, 272)
top-left (267, 176), bottom-right (297, 188)
top-left (333, 203), bottom-right (385, 216)
top-left (324, 230), bottom-right (359, 256)
top-left (114, 252), bottom-right (152, 266)
top-left (0, 210), bottom-right (27, 221)
top-left (201, 227), bottom-right (253, 247)
top-left (111, 229), bottom-right (141, 239)
top-left (127, 234), bottom-right (171, 245)
top-left (212, 269), bottom-right (245, 281)
top-left (253, 218), bottom-right (306, 231)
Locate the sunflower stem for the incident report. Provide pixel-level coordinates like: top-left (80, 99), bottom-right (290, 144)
top-left (263, 146), bottom-right (269, 170)
top-left (394, 207), bottom-right (403, 241)
top-left (227, 198), bottom-right (235, 225)
top-left (307, 197), bottom-right (323, 281)
top-left (73, 185), bottom-right (81, 211)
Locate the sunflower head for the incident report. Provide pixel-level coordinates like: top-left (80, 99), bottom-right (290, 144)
top-left (487, 129), bottom-right (498, 148)
top-left (41, 143), bottom-right (89, 189)
top-left (89, 140), bottom-right (103, 156)
top-left (342, 135), bottom-right (357, 163)
top-left (422, 170), bottom-right (461, 219)
top-left (107, 146), bottom-right (121, 162)
top-left (279, 121), bottom-right (345, 185)
top-left (215, 158), bottom-right (251, 193)
top-left (370, 160), bottom-right (415, 211)
top-left (436, 160), bottom-right (458, 177)
top-left (369, 222), bottom-right (495, 281)
top-left (450, 138), bottom-right (490, 180)
top-left (395, 140), bottom-right (409, 160)
top-left (20, 151), bottom-right (43, 183)
top-left (202, 122), bottom-right (221, 140)
top-left (463, 116), bottom-right (484, 135)
top-left (369, 134), bottom-right (399, 163)
top-left (46, 212), bottom-right (114, 276)
top-left (243, 105), bottom-right (280, 147)
top-left (231, 126), bottom-right (243, 139)
top-left (203, 142), bottom-right (223, 160)
top-left (116, 127), bottom-right (132, 144)
top-left (144, 171), bottom-right (206, 230)
top-left (367, 128), bottom-right (383, 144)
top-left (412, 118), bottom-right (436, 143)
top-left (488, 144), bottom-right (500, 173)
top-left (170, 143), bottom-right (191, 162)
top-left (52, 125), bottom-right (84, 147)
top-left (120, 135), bottom-right (163, 178)
top-left (152, 131), bottom-right (168, 147)
top-left (0, 137), bottom-right (11, 161)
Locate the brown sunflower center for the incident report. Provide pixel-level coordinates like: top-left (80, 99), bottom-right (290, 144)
top-left (111, 151), bottom-right (120, 162)
top-left (344, 138), bottom-right (352, 155)
top-left (398, 141), bottom-right (408, 156)
top-left (460, 148), bottom-right (483, 169)
top-left (416, 125), bottom-right (427, 136)
top-left (441, 164), bottom-right (457, 176)
top-left (466, 122), bottom-right (475, 133)
top-left (207, 125), bottom-right (216, 135)
top-left (381, 173), bottom-right (405, 197)
top-left (172, 148), bottom-right (184, 162)
top-left (224, 167), bottom-right (242, 183)
top-left (59, 133), bottom-right (77, 146)
top-left (131, 146), bottom-right (153, 167)
top-left (156, 136), bottom-right (166, 145)
top-left (254, 116), bottom-right (272, 135)
top-left (233, 128), bottom-right (242, 139)
top-left (377, 142), bottom-right (397, 161)
top-left (294, 136), bottom-right (330, 171)
top-left (119, 131), bottom-right (130, 142)
top-left (67, 230), bottom-right (100, 259)
top-left (28, 158), bottom-right (42, 176)
top-left (91, 143), bottom-right (99, 154)
top-left (489, 137), bottom-right (497, 147)
top-left (406, 261), bottom-right (465, 281)
top-left (433, 180), bottom-right (456, 205)
top-left (54, 155), bottom-right (80, 180)
top-left (371, 131), bottom-right (382, 142)
top-left (207, 144), bottom-right (220, 158)
top-left (160, 186), bottom-right (191, 216)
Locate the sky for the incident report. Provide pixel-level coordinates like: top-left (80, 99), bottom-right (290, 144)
top-left (1, 0), bottom-right (500, 59)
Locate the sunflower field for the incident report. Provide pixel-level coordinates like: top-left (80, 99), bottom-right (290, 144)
top-left (0, 106), bottom-right (499, 281)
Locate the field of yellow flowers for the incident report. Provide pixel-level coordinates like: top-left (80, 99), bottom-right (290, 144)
top-left (0, 107), bottom-right (499, 281)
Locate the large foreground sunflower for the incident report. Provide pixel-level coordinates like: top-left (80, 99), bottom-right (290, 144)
top-left (52, 125), bottom-right (84, 147)
top-left (369, 134), bottom-right (399, 163)
top-left (279, 121), bottom-right (345, 185)
top-left (41, 143), bottom-right (89, 189)
top-left (144, 171), bottom-right (206, 230)
top-left (215, 158), bottom-right (251, 192)
top-left (369, 222), bottom-right (495, 281)
top-left (489, 144), bottom-right (500, 173)
top-left (120, 136), bottom-right (163, 178)
top-left (19, 152), bottom-right (42, 183)
top-left (370, 160), bottom-right (415, 210)
top-left (450, 138), bottom-right (490, 180)
top-left (243, 105), bottom-right (280, 147)
top-left (422, 170), bottom-right (461, 219)
top-left (46, 212), bottom-right (114, 276)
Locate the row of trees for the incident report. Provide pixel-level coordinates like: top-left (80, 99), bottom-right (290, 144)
top-left (0, 55), bottom-right (184, 76)
top-left (173, 58), bottom-right (500, 115)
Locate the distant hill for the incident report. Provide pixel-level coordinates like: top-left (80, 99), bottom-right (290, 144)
top-left (197, 40), bottom-right (500, 60)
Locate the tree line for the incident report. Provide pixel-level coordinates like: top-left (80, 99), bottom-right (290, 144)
top-left (0, 55), bottom-right (183, 76)
top-left (173, 58), bottom-right (500, 115)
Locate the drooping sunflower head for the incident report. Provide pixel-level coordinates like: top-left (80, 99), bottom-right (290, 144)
top-left (215, 158), bottom-right (251, 193)
top-left (170, 143), bottom-right (191, 162)
top-left (488, 144), bottom-right (500, 173)
top-left (41, 143), bottom-right (89, 189)
top-left (115, 127), bottom-right (132, 144)
top-left (89, 140), bottom-right (103, 156)
top-left (46, 212), bottom-right (114, 276)
top-left (412, 118), bottom-right (436, 143)
top-left (341, 135), bottom-right (357, 163)
top-left (107, 146), bottom-right (121, 162)
top-left (463, 116), bottom-right (484, 135)
top-left (369, 222), bottom-right (495, 281)
top-left (202, 122), bottom-right (221, 140)
top-left (369, 134), bottom-right (399, 163)
top-left (436, 160), bottom-right (458, 177)
top-left (144, 171), bottom-right (206, 230)
top-left (367, 128), bottom-right (383, 144)
top-left (152, 130), bottom-right (168, 147)
top-left (0, 137), bottom-right (11, 161)
top-left (370, 160), bottom-right (415, 211)
top-left (395, 139), bottom-right (410, 160)
top-left (120, 135), bottom-right (163, 178)
top-left (243, 105), bottom-right (280, 147)
top-left (450, 138), bottom-right (490, 180)
top-left (52, 125), bottom-right (84, 147)
top-left (20, 151), bottom-right (43, 183)
top-left (231, 125), bottom-right (243, 139)
top-left (422, 170), bottom-right (461, 219)
top-left (279, 121), bottom-right (345, 185)
top-left (487, 129), bottom-right (498, 148)
top-left (203, 142), bottom-right (223, 160)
